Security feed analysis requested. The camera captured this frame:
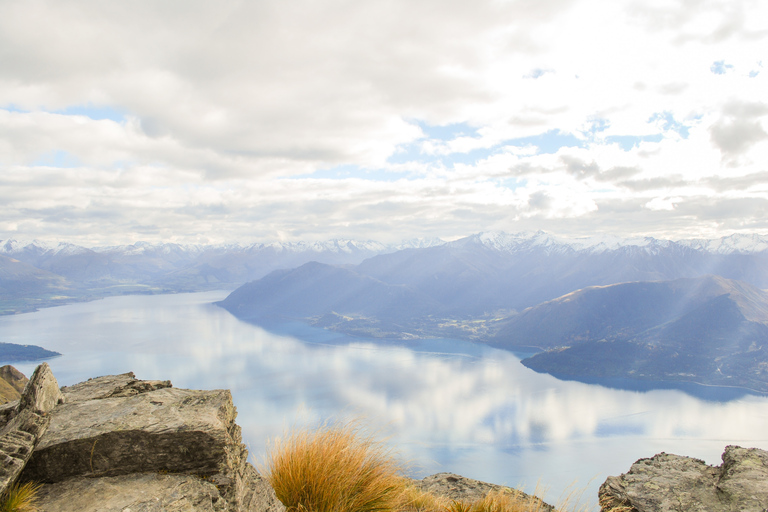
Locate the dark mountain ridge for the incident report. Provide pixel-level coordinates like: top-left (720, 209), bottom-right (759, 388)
top-left (512, 276), bottom-right (768, 392)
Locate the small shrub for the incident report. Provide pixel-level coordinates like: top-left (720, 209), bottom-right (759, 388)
top-left (263, 420), bottom-right (406, 512)
top-left (0, 482), bottom-right (41, 512)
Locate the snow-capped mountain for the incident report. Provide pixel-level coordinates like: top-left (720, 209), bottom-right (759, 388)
top-left (2, 230), bottom-right (768, 316)
top-left (676, 233), bottom-right (768, 254)
top-left (450, 231), bottom-right (768, 255)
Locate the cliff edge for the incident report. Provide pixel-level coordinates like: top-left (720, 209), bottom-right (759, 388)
top-left (600, 445), bottom-right (768, 512)
top-left (1, 365), bottom-right (285, 512)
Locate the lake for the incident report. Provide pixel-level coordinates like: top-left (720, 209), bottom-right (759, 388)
top-left (3, 291), bottom-right (768, 510)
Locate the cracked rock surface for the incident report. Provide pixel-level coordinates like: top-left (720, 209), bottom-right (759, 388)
top-left (599, 445), bottom-right (768, 512)
top-left (17, 370), bottom-right (284, 512)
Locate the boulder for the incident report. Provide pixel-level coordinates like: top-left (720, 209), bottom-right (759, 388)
top-left (599, 445), bottom-right (768, 512)
top-left (34, 472), bottom-right (230, 512)
top-left (21, 387), bottom-right (244, 482)
top-left (416, 473), bottom-right (555, 511)
top-left (18, 362), bottom-right (64, 414)
top-left (0, 362), bottom-right (61, 496)
top-left (19, 371), bottom-right (284, 511)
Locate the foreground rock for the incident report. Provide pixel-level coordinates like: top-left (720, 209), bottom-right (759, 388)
top-left (18, 371), bottom-right (285, 512)
top-left (416, 473), bottom-right (555, 511)
top-left (0, 363), bottom-right (62, 493)
top-left (599, 445), bottom-right (768, 511)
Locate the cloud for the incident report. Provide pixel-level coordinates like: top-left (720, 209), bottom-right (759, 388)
top-left (0, 0), bottom-right (767, 244)
top-left (709, 101), bottom-right (768, 161)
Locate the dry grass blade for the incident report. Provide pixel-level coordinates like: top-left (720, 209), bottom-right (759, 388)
top-left (263, 420), bottom-right (407, 512)
top-left (0, 482), bottom-right (41, 512)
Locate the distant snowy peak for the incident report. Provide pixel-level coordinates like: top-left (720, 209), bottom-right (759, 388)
top-left (0, 239), bottom-right (88, 256)
top-left (3, 232), bottom-right (767, 256)
top-left (244, 238), bottom-right (444, 254)
top-left (452, 231), bottom-right (768, 254)
top-left (393, 237), bottom-right (446, 250)
top-left (677, 233), bottom-right (768, 254)
top-left (94, 241), bottom-right (207, 256)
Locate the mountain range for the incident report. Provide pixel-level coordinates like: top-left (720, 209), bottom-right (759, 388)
top-left (504, 276), bottom-right (768, 391)
top-left (4, 231), bottom-right (768, 392)
top-left (216, 232), bottom-right (768, 392)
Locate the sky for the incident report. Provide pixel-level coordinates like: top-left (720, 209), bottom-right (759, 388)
top-left (0, 0), bottom-right (767, 245)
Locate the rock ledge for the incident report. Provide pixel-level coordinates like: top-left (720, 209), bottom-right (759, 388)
top-left (599, 445), bottom-right (768, 512)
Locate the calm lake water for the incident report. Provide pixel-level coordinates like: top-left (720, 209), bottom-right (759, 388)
top-left (3, 291), bottom-right (768, 510)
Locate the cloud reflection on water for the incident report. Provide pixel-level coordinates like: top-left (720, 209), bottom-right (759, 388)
top-left (3, 292), bottom-right (768, 509)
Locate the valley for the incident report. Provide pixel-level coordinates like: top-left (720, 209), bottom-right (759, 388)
top-left (4, 231), bottom-right (768, 393)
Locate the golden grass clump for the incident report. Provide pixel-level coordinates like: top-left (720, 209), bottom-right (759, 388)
top-left (397, 484), bottom-right (448, 511)
top-left (441, 489), bottom-right (552, 512)
top-left (263, 420), bottom-right (407, 512)
top-left (263, 420), bottom-right (585, 512)
top-left (0, 482), bottom-right (41, 512)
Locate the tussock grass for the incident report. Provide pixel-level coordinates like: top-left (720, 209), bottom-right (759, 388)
top-left (0, 482), bottom-right (41, 512)
top-left (263, 420), bottom-right (407, 512)
top-left (439, 489), bottom-right (552, 512)
top-left (263, 420), bottom-right (589, 512)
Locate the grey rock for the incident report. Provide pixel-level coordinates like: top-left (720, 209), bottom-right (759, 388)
top-left (599, 445), bottom-right (768, 512)
top-left (0, 408), bottom-right (50, 494)
top-left (416, 473), bottom-right (555, 511)
top-left (21, 371), bottom-right (284, 511)
top-left (19, 362), bottom-right (63, 414)
top-left (33, 467), bottom-right (282, 512)
top-left (0, 363), bottom-right (60, 495)
top-left (0, 400), bottom-right (18, 428)
top-left (35, 472), bottom-right (229, 512)
top-left (61, 372), bottom-right (171, 403)
top-left (239, 464), bottom-right (287, 512)
top-left (22, 387), bottom-right (243, 482)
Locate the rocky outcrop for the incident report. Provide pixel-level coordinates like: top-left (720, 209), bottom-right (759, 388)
top-left (0, 363), bottom-right (62, 495)
top-left (416, 473), bottom-right (555, 511)
top-left (599, 445), bottom-right (768, 512)
top-left (12, 371), bottom-right (285, 512)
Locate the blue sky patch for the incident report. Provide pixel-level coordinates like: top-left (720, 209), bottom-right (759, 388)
top-left (605, 134), bottom-right (663, 151)
top-left (499, 178), bottom-right (527, 190)
top-left (710, 60), bottom-right (733, 75)
top-left (416, 120), bottom-right (479, 141)
top-left (31, 150), bottom-right (82, 168)
top-left (508, 130), bottom-right (584, 154)
top-left (524, 68), bottom-right (551, 79)
top-left (1, 104), bottom-right (28, 113)
top-left (57, 104), bottom-right (127, 122)
top-left (649, 111), bottom-right (690, 138)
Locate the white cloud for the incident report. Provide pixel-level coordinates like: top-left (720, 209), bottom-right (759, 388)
top-left (0, 0), bottom-right (767, 243)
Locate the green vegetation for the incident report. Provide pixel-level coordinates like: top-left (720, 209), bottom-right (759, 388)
top-left (263, 421), bottom-right (581, 512)
top-left (0, 482), bottom-right (41, 512)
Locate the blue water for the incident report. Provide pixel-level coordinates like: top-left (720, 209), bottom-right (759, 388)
top-left (3, 291), bottom-right (768, 510)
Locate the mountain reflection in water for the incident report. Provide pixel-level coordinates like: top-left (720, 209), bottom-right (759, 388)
top-left (3, 291), bottom-right (767, 510)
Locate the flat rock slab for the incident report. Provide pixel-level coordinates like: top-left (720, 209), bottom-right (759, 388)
top-left (599, 445), bottom-right (768, 512)
top-left (35, 472), bottom-right (229, 512)
top-left (416, 473), bottom-right (555, 511)
top-left (61, 372), bottom-right (171, 403)
top-left (22, 387), bottom-right (241, 482)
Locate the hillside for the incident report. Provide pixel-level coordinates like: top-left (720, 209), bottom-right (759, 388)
top-left (506, 276), bottom-right (768, 392)
top-left (216, 261), bottom-right (446, 336)
top-left (4, 232), bottom-right (768, 317)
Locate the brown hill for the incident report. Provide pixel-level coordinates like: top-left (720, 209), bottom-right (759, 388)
top-left (0, 365), bottom-right (28, 404)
